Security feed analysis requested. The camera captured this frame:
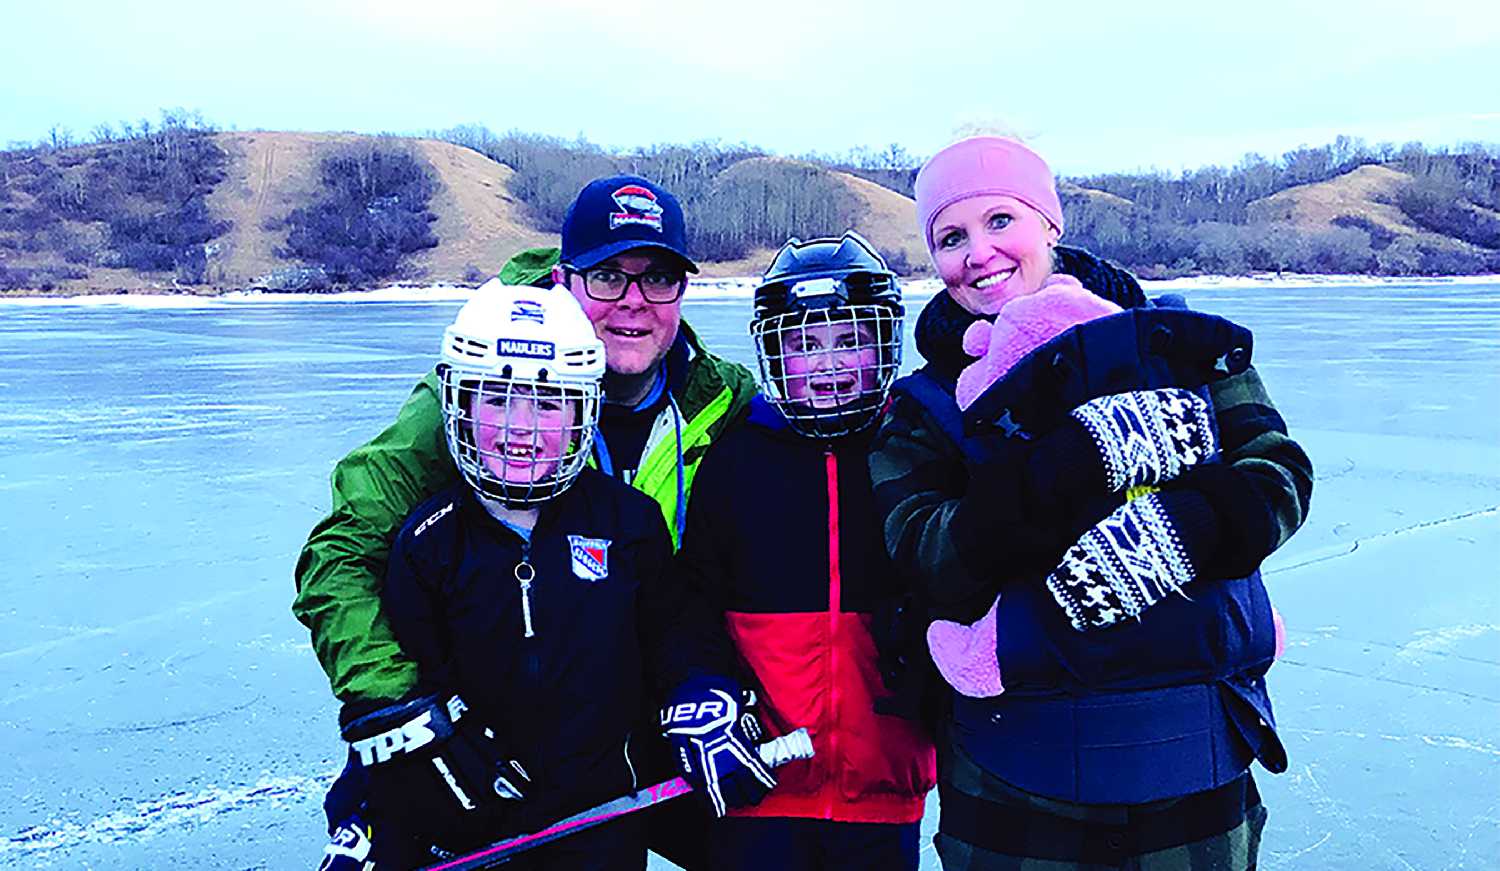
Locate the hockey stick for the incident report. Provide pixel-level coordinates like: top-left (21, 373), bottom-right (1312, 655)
top-left (418, 727), bottom-right (814, 870)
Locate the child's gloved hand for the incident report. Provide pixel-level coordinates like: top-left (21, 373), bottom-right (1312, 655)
top-left (317, 814), bottom-right (374, 871)
top-left (660, 675), bottom-right (777, 818)
top-left (340, 692), bottom-right (530, 830)
top-left (956, 274), bottom-right (1120, 412)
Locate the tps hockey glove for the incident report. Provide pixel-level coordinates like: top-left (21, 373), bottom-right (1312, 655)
top-left (341, 693), bottom-right (531, 829)
top-left (1045, 490), bottom-right (1220, 631)
top-left (660, 675), bottom-right (777, 817)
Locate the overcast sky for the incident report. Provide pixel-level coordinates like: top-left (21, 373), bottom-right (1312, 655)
top-left (3, 0), bottom-right (1497, 176)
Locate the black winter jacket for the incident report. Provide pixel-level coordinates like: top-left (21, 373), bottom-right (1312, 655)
top-left (383, 469), bottom-right (727, 825)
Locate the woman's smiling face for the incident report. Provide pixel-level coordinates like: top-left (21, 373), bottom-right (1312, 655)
top-left (929, 194), bottom-right (1059, 315)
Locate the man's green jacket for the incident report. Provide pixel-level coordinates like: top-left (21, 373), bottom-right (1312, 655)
top-left (293, 251), bottom-right (758, 702)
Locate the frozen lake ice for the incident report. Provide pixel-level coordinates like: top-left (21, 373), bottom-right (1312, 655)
top-left (1, 280), bottom-right (1497, 869)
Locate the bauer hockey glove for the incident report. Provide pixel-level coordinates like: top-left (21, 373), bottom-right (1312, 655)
top-left (317, 814), bottom-right (374, 871)
top-left (1045, 490), bottom-right (1220, 631)
top-left (341, 692), bottom-right (531, 828)
top-left (660, 675), bottom-right (777, 817)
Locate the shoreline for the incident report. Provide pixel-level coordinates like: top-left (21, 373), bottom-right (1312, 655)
top-left (4, 272), bottom-right (1500, 306)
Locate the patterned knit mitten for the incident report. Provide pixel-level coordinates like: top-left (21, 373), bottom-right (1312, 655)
top-left (1070, 388), bottom-right (1217, 493)
top-left (1045, 492), bottom-right (1199, 631)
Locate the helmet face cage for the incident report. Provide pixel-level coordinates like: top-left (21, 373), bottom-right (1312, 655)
top-left (751, 301), bottom-right (903, 439)
top-left (440, 366), bottom-right (601, 507)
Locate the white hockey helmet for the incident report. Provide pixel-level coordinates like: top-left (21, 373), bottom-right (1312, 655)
top-left (438, 280), bottom-right (605, 506)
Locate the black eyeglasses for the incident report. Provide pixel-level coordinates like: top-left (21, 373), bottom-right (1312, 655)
top-left (565, 266), bottom-right (687, 304)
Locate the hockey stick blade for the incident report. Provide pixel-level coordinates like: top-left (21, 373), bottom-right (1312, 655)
top-left (419, 728), bottom-right (813, 870)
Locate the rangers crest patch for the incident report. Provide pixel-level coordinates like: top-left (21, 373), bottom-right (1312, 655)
top-left (568, 535), bottom-right (610, 581)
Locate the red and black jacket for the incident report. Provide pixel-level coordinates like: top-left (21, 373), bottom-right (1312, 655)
top-left (675, 396), bottom-right (936, 824)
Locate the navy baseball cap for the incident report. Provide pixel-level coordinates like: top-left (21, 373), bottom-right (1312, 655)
top-left (560, 175), bottom-right (699, 273)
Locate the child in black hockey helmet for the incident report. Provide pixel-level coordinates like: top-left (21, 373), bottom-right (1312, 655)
top-left (673, 233), bottom-right (937, 871)
top-left (319, 281), bottom-right (774, 871)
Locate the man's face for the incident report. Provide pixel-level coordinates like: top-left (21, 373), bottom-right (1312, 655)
top-left (556, 250), bottom-right (685, 379)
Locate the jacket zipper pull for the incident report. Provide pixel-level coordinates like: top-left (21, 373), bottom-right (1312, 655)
top-left (515, 543), bottom-right (536, 638)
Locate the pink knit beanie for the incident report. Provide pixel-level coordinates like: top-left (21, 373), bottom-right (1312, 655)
top-left (915, 137), bottom-right (1064, 254)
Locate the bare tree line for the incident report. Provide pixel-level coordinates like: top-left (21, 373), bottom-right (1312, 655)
top-left (5, 112), bottom-right (1499, 292)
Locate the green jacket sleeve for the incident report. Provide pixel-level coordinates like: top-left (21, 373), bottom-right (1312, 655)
top-left (292, 369), bottom-right (456, 703)
top-left (1174, 364), bottom-right (1314, 576)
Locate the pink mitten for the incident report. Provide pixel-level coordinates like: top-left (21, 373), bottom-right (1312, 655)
top-left (1272, 605), bottom-right (1286, 661)
top-left (955, 274), bottom-right (1121, 411)
top-left (955, 319), bottom-right (1012, 412)
top-left (926, 597), bottom-right (1004, 698)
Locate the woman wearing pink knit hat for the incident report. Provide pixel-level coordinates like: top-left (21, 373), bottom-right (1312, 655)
top-left (868, 136), bottom-right (1313, 870)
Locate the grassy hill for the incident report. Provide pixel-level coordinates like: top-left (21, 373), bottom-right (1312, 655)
top-left (206, 132), bottom-right (555, 290)
top-left (0, 131), bottom-right (931, 294)
top-left (1248, 164), bottom-right (1496, 258)
top-left (691, 155), bottom-right (927, 277)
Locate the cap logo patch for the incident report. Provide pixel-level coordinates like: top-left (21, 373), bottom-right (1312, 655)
top-left (510, 300), bottom-right (546, 325)
top-left (610, 185), bottom-right (664, 232)
top-left (496, 338), bottom-right (555, 359)
top-left (568, 535), bottom-right (610, 581)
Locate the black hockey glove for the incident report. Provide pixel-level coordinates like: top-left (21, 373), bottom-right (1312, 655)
top-left (317, 813), bottom-right (374, 871)
top-left (660, 675), bottom-right (777, 818)
top-left (341, 693), bottom-right (530, 830)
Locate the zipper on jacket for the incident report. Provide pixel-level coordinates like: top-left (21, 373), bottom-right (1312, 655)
top-left (824, 447), bottom-right (842, 819)
top-left (515, 539), bottom-right (536, 639)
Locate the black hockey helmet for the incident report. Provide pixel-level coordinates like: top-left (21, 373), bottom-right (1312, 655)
top-left (753, 232), bottom-right (902, 321)
top-left (750, 232), bottom-right (905, 439)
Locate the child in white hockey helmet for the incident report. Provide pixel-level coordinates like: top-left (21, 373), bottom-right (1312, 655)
top-left (320, 281), bottom-right (773, 870)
